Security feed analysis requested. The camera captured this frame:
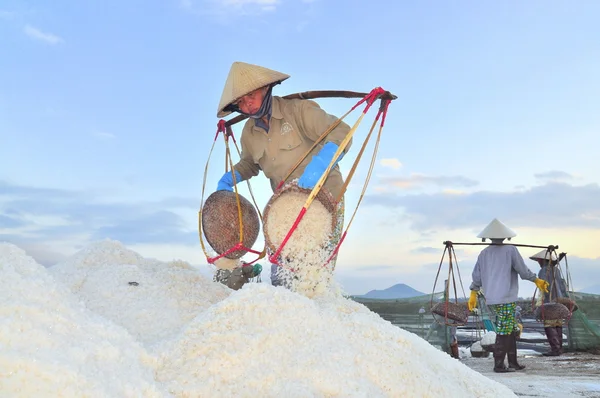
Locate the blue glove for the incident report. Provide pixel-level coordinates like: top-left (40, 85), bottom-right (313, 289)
top-left (217, 170), bottom-right (243, 192)
top-left (298, 141), bottom-right (344, 190)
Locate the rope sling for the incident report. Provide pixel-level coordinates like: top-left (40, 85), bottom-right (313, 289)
top-left (198, 88), bottom-right (397, 269)
top-left (530, 246), bottom-right (576, 323)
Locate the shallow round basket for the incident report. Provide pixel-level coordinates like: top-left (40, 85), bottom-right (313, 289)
top-left (555, 297), bottom-right (579, 312)
top-left (201, 190), bottom-right (260, 259)
top-left (534, 302), bottom-right (571, 321)
top-left (480, 343), bottom-right (495, 352)
top-left (431, 302), bottom-right (469, 324)
top-left (470, 349), bottom-right (490, 358)
top-left (262, 182), bottom-right (338, 255)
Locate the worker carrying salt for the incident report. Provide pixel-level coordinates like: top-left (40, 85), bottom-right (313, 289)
top-left (214, 61), bottom-right (352, 287)
top-left (530, 249), bottom-right (568, 356)
top-left (467, 218), bottom-right (550, 373)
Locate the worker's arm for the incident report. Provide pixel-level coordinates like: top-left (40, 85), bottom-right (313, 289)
top-left (469, 255), bottom-right (483, 292)
top-left (511, 247), bottom-right (538, 282)
top-left (297, 99), bottom-right (353, 153)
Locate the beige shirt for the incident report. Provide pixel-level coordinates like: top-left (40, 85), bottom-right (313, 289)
top-left (233, 96), bottom-right (352, 200)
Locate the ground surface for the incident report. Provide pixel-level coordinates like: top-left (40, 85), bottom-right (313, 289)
top-left (461, 351), bottom-right (600, 397)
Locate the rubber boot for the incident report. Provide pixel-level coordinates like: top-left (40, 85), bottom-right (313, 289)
top-left (507, 332), bottom-right (526, 370)
top-left (542, 327), bottom-right (561, 356)
top-left (493, 334), bottom-right (515, 373)
top-left (556, 326), bottom-right (564, 354)
top-left (450, 342), bottom-right (459, 359)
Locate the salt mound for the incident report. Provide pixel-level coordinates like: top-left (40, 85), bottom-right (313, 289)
top-left (481, 332), bottom-right (497, 346)
top-left (155, 284), bottom-right (516, 397)
top-left (49, 239), bottom-right (157, 293)
top-left (0, 243), bottom-right (164, 397)
top-left (2, 240), bottom-right (516, 397)
top-left (49, 240), bottom-right (231, 346)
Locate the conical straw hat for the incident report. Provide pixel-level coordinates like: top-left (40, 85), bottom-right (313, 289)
top-left (217, 62), bottom-right (290, 118)
top-left (529, 249), bottom-right (558, 261)
top-left (477, 218), bottom-right (517, 240)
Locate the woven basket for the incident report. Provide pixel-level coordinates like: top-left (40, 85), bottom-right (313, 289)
top-left (534, 302), bottom-right (571, 321)
top-left (201, 190), bottom-right (260, 259)
top-left (262, 182), bottom-right (338, 255)
top-left (431, 302), bottom-right (469, 323)
top-left (555, 297), bottom-right (579, 312)
top-left (470, 349), bottom-right (490, 358)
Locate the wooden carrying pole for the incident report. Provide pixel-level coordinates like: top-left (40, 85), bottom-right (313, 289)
top-left (223, 90), bottom-right (398, 127)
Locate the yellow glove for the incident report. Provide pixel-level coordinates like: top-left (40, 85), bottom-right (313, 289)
top-left (468, 290), bottom-right (478, 311)
top-left (535, 278), bottom-right (549, 293)
top-left (516, 323), bottom-right (523, 338)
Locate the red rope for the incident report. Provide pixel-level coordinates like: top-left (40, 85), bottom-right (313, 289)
top-left (268, 207), bottom-right (307, 264)
top-left (214, 119), bottom-right (226, 141)
top-left (207, 241), bottom-right (263, 264)
top-left (270, 88), bottom-right (392, 268)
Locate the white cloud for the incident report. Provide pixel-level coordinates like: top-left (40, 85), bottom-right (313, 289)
top-left (92, 132), bottom-right (116, 139)
top-left (534, 170), bottom-right (579, 183)
top-left (380, 173), bottom-right (479, 190)
top-left (0, 10), bottom-right (16, 19)
top-left (23, 24), bottom-right (64, 45)
top-left (380, 158), bottom-right (402, 170)
top-left (364, 180), bottom-right (600, 232)
top-left (182, 0), bottom-right (280, 17)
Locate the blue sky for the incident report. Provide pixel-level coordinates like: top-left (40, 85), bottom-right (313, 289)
top-left (1, 0), bottom-right (600, 296)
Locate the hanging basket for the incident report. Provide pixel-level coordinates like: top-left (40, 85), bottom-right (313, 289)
top-left (263, 182), bottom-right (338, 256)
top-left (201, 190), bottom-right (260, 259)
top-left (534, 302), bottom-right (571, 321)
top-left (555, 297), bottom-right (578, 312)
top-left (470, 342), bottom-right (491, 358)
top-left (431, 301), bottom-right (469, 324)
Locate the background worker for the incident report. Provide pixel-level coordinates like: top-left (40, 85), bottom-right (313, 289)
top-left (530, 249), bottom-right (569, 356)
top-left (467, 218), bottom-right (549, 373)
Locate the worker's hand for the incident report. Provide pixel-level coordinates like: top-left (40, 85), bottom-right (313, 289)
top-left (298, 142), bottom-right (343, 190)
top-left (534, 278), bottom-right (550, 293)
top-left (516, 323), bottom-right (523, 339)
top-left (217, 170), bottom-right (243, 192)
top-left (468, 290), bottom-right (478, 311)
top-left (226, 266), bottom-right (250, 290)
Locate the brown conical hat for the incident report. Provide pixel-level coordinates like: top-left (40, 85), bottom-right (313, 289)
top-left (216, 62), bottom-right (290, 118)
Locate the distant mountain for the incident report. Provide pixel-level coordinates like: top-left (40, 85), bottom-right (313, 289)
top-left (359, 283), bottom-right (425, 299)
top-left (580, 284), bottom-right (600, 295)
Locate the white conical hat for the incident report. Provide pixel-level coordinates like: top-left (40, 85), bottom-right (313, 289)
top-left (477, 218), bottom-right (517, 240)
top-left (529, 249), bottom-right (558, 261)
top-left (216, 62), bottom-right (290, 118)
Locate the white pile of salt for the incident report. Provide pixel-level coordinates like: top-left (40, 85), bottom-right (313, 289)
top-left (48, 240), bottom-right (231, 346)
top-left (1, 240), bottom-right (516, 397)
top-left (0, 242), bottom-right (164, 397)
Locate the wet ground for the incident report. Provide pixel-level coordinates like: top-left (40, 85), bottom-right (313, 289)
top-left (461, 350), bottom-right (600, 397)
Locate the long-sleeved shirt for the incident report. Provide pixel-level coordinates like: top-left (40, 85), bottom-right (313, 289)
top-left (233, 96), bottom-right (352, 199)
top-left (469, 245), bottom-right (538, 305)
top-left (538, 263), bottom-right (568, 303)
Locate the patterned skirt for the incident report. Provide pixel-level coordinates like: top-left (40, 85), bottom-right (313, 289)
top-left (490, 302), bottom-right (520, 335)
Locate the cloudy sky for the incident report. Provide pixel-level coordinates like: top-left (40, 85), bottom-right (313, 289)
top-left (1, 0), bottom-right (599, 296)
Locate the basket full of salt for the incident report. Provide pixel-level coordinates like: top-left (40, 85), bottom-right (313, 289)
top-left (201, 190), bottom-right (260, 259)
top-left (263, 182), bottom-right (338, 257)
top-left (431, 301), bottom-right (469, 324)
